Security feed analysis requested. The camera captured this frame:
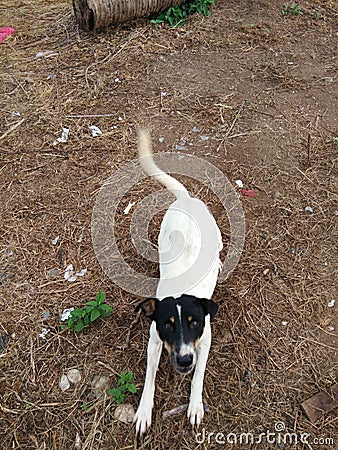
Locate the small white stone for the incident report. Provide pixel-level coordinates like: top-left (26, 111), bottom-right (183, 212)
top-left (304, 206), bottom-right (313, 213)
top-left (39, 328), bottom-right (50, 339)
top-left (123, 201), bottom-right (136, 215)
top-left (281, 321), bottom-right (288, 326)
top-left (60, 374), bottom-right (71, 391)
top-left (114, 404), bottom-right (135, 423)
top-left (75, 268), bottom-right (87, 277)
top-left (51, 236), bottom-right (59, 245)
top-left (67, 368), bottom-right (81, 385)
top-left (235, 179), bottom-right (244, 188)
top-left (328, 299), bottom-right (335, 308)
top-left (89, 125), bottom-right (102, 137)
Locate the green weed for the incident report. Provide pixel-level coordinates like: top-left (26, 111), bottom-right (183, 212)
top-left (282, 2), bottom-right (303, 15)
top-left (151, 0), bottom-right (215, 28)
top-left (109, 371), bottom-right (137, 404)
top-left (62, 290), bottom-right (113, 332)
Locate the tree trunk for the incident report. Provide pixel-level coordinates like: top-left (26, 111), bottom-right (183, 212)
top-left (73, 0), bottom-right (186, 31)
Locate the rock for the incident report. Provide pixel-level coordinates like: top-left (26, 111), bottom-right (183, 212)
top-left (60, 374), bottom-right (71, 391)
top-left (0, 334), bottom-right (9, 352)
top-left (301, 384), bottom-right (338, 422)
top-left (304, 206), bottom-right (313, 213)
top-left (91, 374), bottom-right (110, 398)
top-left (67, 368), bottom-right (81, 384)
top-left (49, 268), bottom-right (59, 277)
top-left (114, 404), bottom-right (135, 423)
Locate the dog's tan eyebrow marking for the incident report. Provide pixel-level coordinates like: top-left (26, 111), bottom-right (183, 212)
top-left (169, 316), bottom-right (175, 323)
top-left (187, 315), bottom-right (193, 322)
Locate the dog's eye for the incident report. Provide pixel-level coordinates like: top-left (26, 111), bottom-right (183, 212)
top-left (190, 320), bottom-right (199, 329)
top-left (164, 323), bottom-right (173, 331)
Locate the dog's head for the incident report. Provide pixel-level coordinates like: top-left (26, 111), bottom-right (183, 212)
top-left (135, 294), bottom-right (218, 375)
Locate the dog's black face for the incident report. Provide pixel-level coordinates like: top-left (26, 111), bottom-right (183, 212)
top-left (136, 295), bottom-right (218, 375)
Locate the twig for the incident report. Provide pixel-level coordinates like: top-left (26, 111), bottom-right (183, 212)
top-left (65, 114), bottom-right (116, 118)
top-left (0, 118), bottom-right (25, 141)
top-left (307, 134), bottom-right (311, 166)
top-left (162, 402), bottom-right (209, 419)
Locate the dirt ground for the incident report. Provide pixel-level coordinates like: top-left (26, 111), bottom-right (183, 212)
top-left (0, 0), bottom-right (337, 449)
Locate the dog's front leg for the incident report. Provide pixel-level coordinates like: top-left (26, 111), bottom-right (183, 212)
top-left (187, 315), bottom-right (211, 426)
top-left (134, 322), bottom-right (162, 434)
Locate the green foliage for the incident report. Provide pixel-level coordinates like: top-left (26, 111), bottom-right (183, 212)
top-left (81, 401), bottom-right (88, 411)
top-left (63, 290), bottom-right (113, 332)
top-left (282, 2), bottom-right (303, 16)
top-left (151, 0), bottom-right (216, 28)
top-left (332, 135), bottom-right (338, 146)
top-left (109, 371), bottom-right (137, 404)
top-left (312, 11), bottom-right (322, 20)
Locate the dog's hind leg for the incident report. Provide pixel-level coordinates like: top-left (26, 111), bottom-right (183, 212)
top-left (187, 315), bottom-right (211, 426)
top-left (134, 322), bottom-right (163, 434)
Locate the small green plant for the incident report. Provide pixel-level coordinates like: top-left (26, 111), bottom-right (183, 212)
top-left (109, 371), bottom-right (137, 404)
top-left (81, 401), bottom-right (88, 411)
top-left (63, 290), bottom-right (113, 332)
top-left (313, 11), bottom-right (322, 20)
top-left (332, 135), bottom-right (338, 146)
top-left (151, 0), bottom-right (215, 28)
top-left (282, 2), bottom-right (303, 15)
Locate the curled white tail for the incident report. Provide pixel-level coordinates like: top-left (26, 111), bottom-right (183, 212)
top-left (137, 127), bottom-right (190, 200)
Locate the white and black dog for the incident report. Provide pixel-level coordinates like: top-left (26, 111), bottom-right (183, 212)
top-left (134, 128), bottom-right (223, 434)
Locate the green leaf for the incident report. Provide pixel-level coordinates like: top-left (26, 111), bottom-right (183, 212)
top-left (86, 300), bottom-right (98, 307)
top-left (95, 290), bottom-right (105, 305)
top-left (109, 388), bottom-right (125, 404)
top-left (71, 308), bottom-right (85, 318)
top-left (125, 372), bottom-right (133, 383)
top-left (74, 319), bottom-right (85, 332)
top-left (99, 304), bottom-right (113, 318)
top-left (100, 303), bottom-right (113, 311)
top-left (127, 384), bottom-right (137, 394)
top-left (81, 402), bottom-right (88, 411)
top-left (83, 314), bottom-right (90, 326)
top-left (119, 371), bottom-right (126, 383)
top-left (90, 308), bottom-right (101, 322)
top-left (100, 310), bottom-right (113, 318)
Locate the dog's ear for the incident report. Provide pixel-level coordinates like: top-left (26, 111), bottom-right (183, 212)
top-left (198, 298), bottom-right (218, 320)
top-left (134, 297), bottom-right (158, 319)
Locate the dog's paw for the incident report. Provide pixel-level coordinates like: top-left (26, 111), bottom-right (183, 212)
top-left (187, 399), bottom-right (204, 426)
top-left (133, 404), bottom-right (152, 435)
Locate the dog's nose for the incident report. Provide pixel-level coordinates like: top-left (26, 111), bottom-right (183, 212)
top-left (176, 353), bottom-right (193, 368)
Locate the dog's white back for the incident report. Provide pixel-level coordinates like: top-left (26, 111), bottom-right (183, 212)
top-left (157, 197), bottom-right (222, 300)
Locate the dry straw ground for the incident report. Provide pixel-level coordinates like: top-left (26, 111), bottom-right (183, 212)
top-left (0, 0), bottom-right (337, 449)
